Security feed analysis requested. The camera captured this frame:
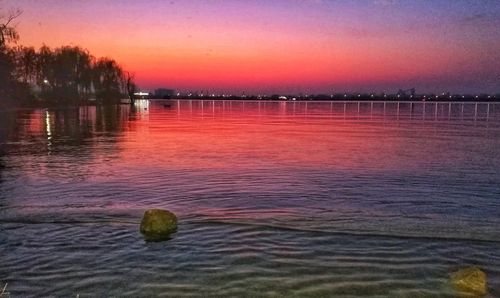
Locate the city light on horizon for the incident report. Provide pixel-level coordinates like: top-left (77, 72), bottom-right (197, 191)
top-left (5, 0), bottom-right (500, 94)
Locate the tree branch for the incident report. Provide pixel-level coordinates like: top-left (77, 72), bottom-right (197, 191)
top-left (2, 9), bottom-right (22, 27)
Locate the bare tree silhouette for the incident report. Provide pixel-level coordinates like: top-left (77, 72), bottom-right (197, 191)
top-left (0, 8), bottom-right (21, 47)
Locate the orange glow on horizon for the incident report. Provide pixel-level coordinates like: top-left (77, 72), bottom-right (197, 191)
top-left (7, 0), bottom-right (500, 93)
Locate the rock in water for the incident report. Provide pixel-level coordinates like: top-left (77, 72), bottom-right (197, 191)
top-left (450, 266), bottom-right (487, 296)
top-left (140, 209), bottom-right (177, 241)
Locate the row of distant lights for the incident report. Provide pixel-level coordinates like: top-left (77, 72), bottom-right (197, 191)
top-left (182, 93), bottom-right (271, 98)
top-left (343, 94), bottom-right (494, 99)
top-left (175, 93), bottom-right (494, 99)
top-left (182, 93), bottom-right (234, 98)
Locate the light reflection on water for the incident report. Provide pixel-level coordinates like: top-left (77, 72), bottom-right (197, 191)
top-left (1, 100), bottom-right (500, 297)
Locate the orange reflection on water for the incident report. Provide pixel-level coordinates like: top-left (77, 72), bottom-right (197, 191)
top-left (15, 100), bottom-right (497, 182)
top-left (116, 100), bottom-right (461, 173)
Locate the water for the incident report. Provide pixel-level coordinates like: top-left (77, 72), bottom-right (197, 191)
top-left (1, 100), bottom-right (499, 297)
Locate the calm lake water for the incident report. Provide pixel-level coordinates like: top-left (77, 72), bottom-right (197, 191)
top-left (1, 100), bottom-right (500, 297)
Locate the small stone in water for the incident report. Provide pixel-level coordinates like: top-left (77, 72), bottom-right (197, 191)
top-left (140, 209), bottom-right (177, 241)
top-left (450, 266), bottom-right (487, 296)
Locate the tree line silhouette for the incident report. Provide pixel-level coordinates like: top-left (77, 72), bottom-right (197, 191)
top-left (0, 9), bottom-right (136, 106)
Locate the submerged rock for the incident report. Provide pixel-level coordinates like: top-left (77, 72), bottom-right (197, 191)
top-left (140, 209), bottom-right (177, 241)
top-left (450, 266), bottom-right (487, 296)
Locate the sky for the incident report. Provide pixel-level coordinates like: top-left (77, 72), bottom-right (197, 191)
top-left (3, 0), bottom-right (500, 94)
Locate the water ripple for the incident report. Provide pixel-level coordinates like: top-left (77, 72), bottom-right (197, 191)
top-left (1, 101), bottom-right (500, 296)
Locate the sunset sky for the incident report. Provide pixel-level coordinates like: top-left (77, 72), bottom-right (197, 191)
top-left (4, 0), bottom-right (500, 94)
